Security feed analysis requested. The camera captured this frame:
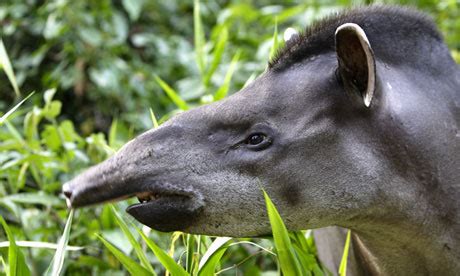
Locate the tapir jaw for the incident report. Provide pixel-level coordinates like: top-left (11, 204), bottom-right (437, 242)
top-left (126, 189), bottom-right (205, 232)
top-left (63, 171), bottom-right (205, 232)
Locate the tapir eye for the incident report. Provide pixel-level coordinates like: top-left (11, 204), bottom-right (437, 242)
top-left (244, 133), bottom-right (271, 150)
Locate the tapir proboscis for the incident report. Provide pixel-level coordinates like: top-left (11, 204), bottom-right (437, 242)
top-left (63, 5), bottom-right (460, 275)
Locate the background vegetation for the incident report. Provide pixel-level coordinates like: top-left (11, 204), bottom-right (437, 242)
top-left (1, 0), bottom-right (458, 275)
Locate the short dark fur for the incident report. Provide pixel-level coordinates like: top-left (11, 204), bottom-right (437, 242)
top-left (269, 5), bottom-right (442, 71)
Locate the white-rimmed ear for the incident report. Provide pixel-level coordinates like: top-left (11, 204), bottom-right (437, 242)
top-left (335, 23), bottom-right (376, 107)
top-left (284, 27), bottom-right (299, 43)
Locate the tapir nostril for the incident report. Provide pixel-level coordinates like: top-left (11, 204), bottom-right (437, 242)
top-left (62, 183), bottom-right (72, 199)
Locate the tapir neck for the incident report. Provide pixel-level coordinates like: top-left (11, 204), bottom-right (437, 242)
top-left (352, 229), bottom-right (459, 275)
top-left (348, 191), bottom-right (460, 275)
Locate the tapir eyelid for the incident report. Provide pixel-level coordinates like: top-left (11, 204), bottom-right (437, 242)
top-left (243, 133), bottom-right (272, 151)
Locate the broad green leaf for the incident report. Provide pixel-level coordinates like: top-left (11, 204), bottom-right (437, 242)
top-left (194, 0), bottom-right (206, 75)
top-left (44, 209), bottom-right (74, 276)
top-left (339, 230), bottom-right (351, 276)
top-left (43, 101), bottom-right (62, 119)
top-left (214, 51), bottom-right (240, 100)
top-left (203, 27), bottom-right (228, 87)
top-left (154, 75), bottom-right (188, 110)
top-left (149, 108), bottom-right (159, 128)
top-left (198, 237), bottom-right (231, 276)
top-left (137, 228), bottom-right (188, 276)
top-left (97, 234), bottom-right (152, 276)
top-left (0, 39), bottom-right (20, 97)
top-left (263, 190), bottom-right (303, 276)
top-left (0, 92), bottom-right (34, 125)
top-left (111, 205), bottom-right (155, 274)
top-left (0, 215), bottom-right (31, 276)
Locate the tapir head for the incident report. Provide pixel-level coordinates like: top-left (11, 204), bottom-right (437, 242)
top-left (64, 13), bottom-right (402, 236)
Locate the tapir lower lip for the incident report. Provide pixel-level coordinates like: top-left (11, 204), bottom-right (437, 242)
top-left (126, 192), bottom-right (205, 232)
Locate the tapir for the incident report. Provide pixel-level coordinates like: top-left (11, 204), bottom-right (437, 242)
top-left (63, 5), bottom-right (460, 275)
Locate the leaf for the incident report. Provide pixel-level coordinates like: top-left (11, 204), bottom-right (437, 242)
top-left (110, 205), bottom-right (155, 274)
top-left (214, 51), bottom-right (240, 101)
top-left (198, 237), bottom-right (231, 276)
top-left (122, 0), bottom-right (144, 21)
top-left (0, 39), bottom-right (20, 97)
top-left (44, 209), bottom-right (74, 276)
top-left (0, 193), bottom-right (62, 207)
top-left (262, 189), bottom-right (303, 276)
top-left (154, 75), bottom-right (189, 110)
top-left (43, 88), bottom-right (57, 106)
top-left (108, 119), bottom-right (118, 149)
top-left (0, 92), bottom-right (35, 125)
top-left (0, 241), bottom-right (83, 251)
top-left (185, 234), bottom-right (195, 273)
top-left (0, 215), bottom-right (31, 276)
top-left (203, 27), bottom-right (228, 87)
top-left (194, 0), bottom-right (206, 75)
top-left (269, 18), bottom-right (279, 60)
top-left (97, 234), bottom-right (152, 276)
top-left (149, 108), bottom-right (159, 128)
top-left (338, 230), bottom-right (351, 276)
top-left (136, 228), bottom-right (189, 276)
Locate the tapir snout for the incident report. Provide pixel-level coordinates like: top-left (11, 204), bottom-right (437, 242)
top-left (63, 125), bottom-right (206, 232)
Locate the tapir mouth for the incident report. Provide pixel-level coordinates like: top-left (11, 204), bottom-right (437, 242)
top-left (63, 171), bottom-right (205, 232)
top-left (125, 187), bottom-right (204, 232)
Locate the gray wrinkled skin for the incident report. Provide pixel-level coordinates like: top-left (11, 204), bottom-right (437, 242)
top-left (63, 6), bottom-right (459, 275)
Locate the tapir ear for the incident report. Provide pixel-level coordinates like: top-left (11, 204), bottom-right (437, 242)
top-left (284, 27), bottom-right (299, 43)
top-left (335, 23), bottom-right (376, 107)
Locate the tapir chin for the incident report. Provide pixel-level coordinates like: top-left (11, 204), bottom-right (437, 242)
top-left (63, 5), bottom-right (459, 275)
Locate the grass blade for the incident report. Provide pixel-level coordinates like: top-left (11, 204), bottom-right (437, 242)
top-left (338, 230), bottom-right (351, 276)
top-left (136, 228), bottom-right (188, 276)
top-left (154, 75), bottom-right (189, 110)
top-left (0, 241), bottom-right (83, 251)
top-left (214, 51), bottom-right (240, 101)
top-left (97, 234), bottom-right (152, 276)
top-left (203, 27), bottom-right (228, 87)
top-left (193, 0), bottom-right (205, 75)
top-left (149, 108), bottom-right (159, 128)
top-left (269, 18), bottom-right (279, 60)
top-left (44, 209), bottom-right (74, 276)
top-left (0, 256), bottom-right (6, 272)
top-left (198, 237), bottom-right (231, 276)
top-left (0, 193), bottom-right (62, 207)
top-left (110, 205), bottom-right (155, 274)
top-left (108, 119), bottom-right (118, 149)
top-left (262, 189), bottom-right (303, 276)
top-left (0, 215), bottom-right (31, 276)
top-left (0, 92), bottom-right (35, 125)
top-left (185, 234), bottom-right (195, 273)
top-left (0, 39), bottom-right (20, 97)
